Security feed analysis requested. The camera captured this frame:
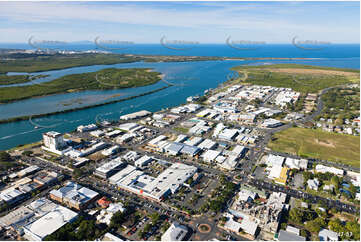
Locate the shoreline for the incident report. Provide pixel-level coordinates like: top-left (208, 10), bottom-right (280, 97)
top-left (0, 85), bottom-right (171, 124)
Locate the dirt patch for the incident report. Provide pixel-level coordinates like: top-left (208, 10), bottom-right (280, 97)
top-left (314, 138), bottom-right (336, 148)
top-left (264, 68), bottom-right (359, 78)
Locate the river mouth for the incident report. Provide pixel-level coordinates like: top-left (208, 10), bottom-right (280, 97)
top-left (0, 57), bottom-right (359, 150)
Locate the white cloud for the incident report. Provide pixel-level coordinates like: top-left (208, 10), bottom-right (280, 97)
top-left (0, 1), bottom-right (358, 43)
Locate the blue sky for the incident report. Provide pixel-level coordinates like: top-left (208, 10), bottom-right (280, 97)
top-left (0, 1), bottom-right (359, 43)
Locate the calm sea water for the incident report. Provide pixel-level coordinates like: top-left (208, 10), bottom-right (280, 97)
top-left (0, 44), bottom-right (359, 150)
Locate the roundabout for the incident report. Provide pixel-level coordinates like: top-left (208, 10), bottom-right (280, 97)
top-left (198, 223), bottom-right (211, 234)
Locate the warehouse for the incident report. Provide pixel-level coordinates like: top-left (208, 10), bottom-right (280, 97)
top-left (202, 150), bottom-right (221, 163)
top-left (135, 155), bottom-right (153, 168)
top-left (197, 139), bottom-right (217, 150)
top-left (218, 129), bottom-right (238, 141)
top-left (184, 137), bottom-right (203, 146)
top-left (119, 110), bottom-right (151, 120)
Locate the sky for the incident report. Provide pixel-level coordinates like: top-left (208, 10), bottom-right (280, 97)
top-left (0, 1), bottom-right (359, 44)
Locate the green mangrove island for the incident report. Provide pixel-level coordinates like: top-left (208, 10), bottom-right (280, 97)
top-left (0, 68), bottom-right (162, 103)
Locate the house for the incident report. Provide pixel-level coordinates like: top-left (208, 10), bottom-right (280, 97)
top-left (307, 178), bottom-right (320, 191)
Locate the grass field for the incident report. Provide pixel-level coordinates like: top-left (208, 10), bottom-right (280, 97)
top-left (231, 64), bottom-right (360, 93)
top-left (0, 68), bottom-right (161, 103)
top-left (268, 127), bottom-right (360, 167)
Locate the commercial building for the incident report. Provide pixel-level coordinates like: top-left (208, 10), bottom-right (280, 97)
top-left (42, 131), bottom-right (68, 155)
top-left (223, 213), bottom-right (258, 237)
top-left (118, 122), bottom-right (139, 132)
top-left (109, 163), bottom-right (197, 202)
top-left (77, 124), bottom-right (98, 132)
top-left (49, 182), bottom-right (99, 210)
top-left (23, 203), bottom-right (78, 240)
top-left (285, 158), bottom-right (308, 170)
top-left (161, 222), bottom-right (188, 241)
top-left (202, 150), bottom-right (221, 163)
top-left (0, 198), bottom-right (78, 240)
top-left (102, 232), bottom-right (124, 241)
top-left (135, 155), bottom-right (153, 168)
top-left (16, 165), bottom-right (40, 178)
top-left (197, 139), bottom-right (217, 150)
top-left (184, 137), bottom-right (203, 146)
top-left (266, 154), bottom-right (285, 167)
top-left (165, 142), bottom-right (201, 157)
top-left (94, 158), bottom-right (125, 179)
top-left (218, 129), bottom-right (238, 141)
top-left (80, 141), bottom-right (108, 157)
top-left (119, 110), bottom-right (151, 120)
top-left (261, 119), bottom-right (283, 128)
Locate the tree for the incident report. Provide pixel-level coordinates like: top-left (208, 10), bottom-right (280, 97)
top-left (0, 151), bottom-right (11, 162)
top-left (349, 183), bottom-right (357, 198)
top-left (300, 229), bottom-right (309, 238)
top-left (138, 230), bottom-right (145, 239)
top-left (73, 168), bottom-right (84, 179)
top-left (150, 212), bottom-right (160, 224)
top-left (305, 217), bottom-right (326, 233)
top-left (144, 223), bottom-right (152, 232)
top-left (109, 211), bottom-right (125, 228)
top-left (22, 150), bottom-right (33, 156)
top-left (289, 208), bottom-right (303, 224)
top-left (331, 176), bottom-right (340, 190)
top-left (345, 220), bottom-right (360, 241)
top-left (303, 171), bottom-right (313, 181)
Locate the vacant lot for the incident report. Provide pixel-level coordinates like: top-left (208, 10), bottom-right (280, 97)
top-left (231, 64), bottom-right (360, 93)
top-left (268, 127), bottom-right (360, 167)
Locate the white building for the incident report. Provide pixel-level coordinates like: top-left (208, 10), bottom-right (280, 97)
top-left (94, 158), bottom-right (124, 179)
top-left (315, 164), bottom-right (344, 176)
top-left (135, 155), bottom-right (153, 168)
top-left (266, 154), bottom-right (285, 167)
top-left (218, 129), bottom-right (238, 141)
top-left (42, 131), bottom-right (68, 154)
top-left (318, 229), bottom-right (339, 241)
top-left (307, 178), bottom-right (320, 190)
top-left (202, 150), bottom-right (221, 163)
top-left (197, 139), bottom-right (217, 150)
top-left (161, 222), bottom-right (188, 241)
top-left (109, 163), bottom-right (197, 201)
top-left (261, 118), bottom-right (283, 128)
top-left (101, 145), bottom-right (121, 156)
top-left (285, 158), bottom-right (308, 170)
top-left (23, 203), bottom-right (78, 241)
top-left (77, 124), bottom-right (97, 132)
top-left (119, 110), bottom-right (151, 120)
